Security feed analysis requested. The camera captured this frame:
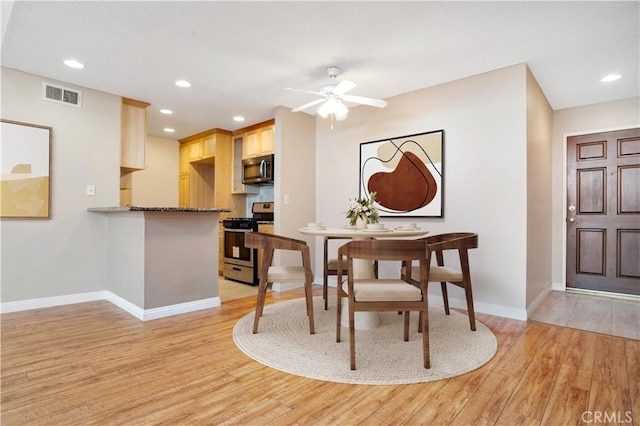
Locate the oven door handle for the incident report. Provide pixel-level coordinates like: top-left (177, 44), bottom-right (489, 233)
top-left (223, 228), bottom-right (254, 232)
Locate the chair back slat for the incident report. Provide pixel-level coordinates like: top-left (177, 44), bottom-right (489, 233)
top-left (338, 239), bottom-right (428, 262)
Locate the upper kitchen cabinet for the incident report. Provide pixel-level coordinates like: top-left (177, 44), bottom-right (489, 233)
top-left (182, 133), bottom-right (218, 164)
top-left (241, 120), bottom-right (275, 159)
top-left (178, 129), bottom-right (232, 208)
top-left (120, 98), bottom-right (150, 171)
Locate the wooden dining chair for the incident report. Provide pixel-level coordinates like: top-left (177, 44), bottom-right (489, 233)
top-left (323, 236), bottom-right (378, 310)
top-left (245, 232), bottom-right (315, 335)
top-left (401, 232), bottom-right (479, 331)
top-left (336, 239), bottom-right (430, 370)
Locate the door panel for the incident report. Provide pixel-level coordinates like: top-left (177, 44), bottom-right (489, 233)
top-left (567, 128), bottom-right (640, 295)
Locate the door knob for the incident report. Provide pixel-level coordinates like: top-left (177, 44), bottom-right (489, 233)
top-left (568, 217), bottom-right (576, 223)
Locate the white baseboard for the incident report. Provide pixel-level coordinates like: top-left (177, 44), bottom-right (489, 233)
top-left (140, 297), bottom-right (220, 321)
top-left (0, 291), bottom-right (106, 314)
top-left (103, 291), bottom-right (145, 320)
top-left (442, 294), bottom-right (528, 321)
top-left (324, 277), bottom-right (529, 321)
top-left (272, 282), bottom-right (303, 292)
top-left (526, 285), bottom-right (553, 319)
top-left (2, 291), bottom-right (221, 321)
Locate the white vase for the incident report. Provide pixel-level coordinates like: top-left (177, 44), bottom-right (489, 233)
top-left (355, 216), bottom-right (367, 230)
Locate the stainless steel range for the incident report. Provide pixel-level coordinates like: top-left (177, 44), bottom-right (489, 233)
top-left (222, 202), bottom-right (274, 286)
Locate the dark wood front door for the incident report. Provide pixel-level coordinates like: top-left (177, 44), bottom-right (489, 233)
top-left (566, 128), bottom-right (640, 295)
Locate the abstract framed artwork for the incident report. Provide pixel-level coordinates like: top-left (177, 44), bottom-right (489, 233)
top-left (1, 119), bottom-right (52, 219)
top-left (359, 130), bottom-right (444, 218)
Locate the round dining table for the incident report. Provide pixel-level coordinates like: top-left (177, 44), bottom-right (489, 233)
top-left (298, 225), bottom-right (429, 329)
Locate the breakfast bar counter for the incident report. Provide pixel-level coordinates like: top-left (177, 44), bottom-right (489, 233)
top-left (88, 206), bottom-right (230, 320)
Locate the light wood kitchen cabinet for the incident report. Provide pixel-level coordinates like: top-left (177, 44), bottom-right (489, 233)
top-left (243, 131), bottom-right (259, 158)
top-left (259, 125), bottom-right (274, 154)
top-left (120, 98), bottom-right (150, 171)
top-left (183, 134), bottom-right (217, 165)
top-left (231, 135), bottom-right (258, 195)
top-left (189, 139), bottom-right (204, 162)
top-left (178, 173), bottom-right (190, 207)
top-left (242, 121), bottom-right (275, 159)
top-left (178, 129), bottom-right (233, 209)
top-left (258, 223), bottom-right (274, 234)
top-left (202, 135), bottom-right (216, 159)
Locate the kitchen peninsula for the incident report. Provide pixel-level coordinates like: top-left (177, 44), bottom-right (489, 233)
top-left (88, 206), bottom-right (230, 320)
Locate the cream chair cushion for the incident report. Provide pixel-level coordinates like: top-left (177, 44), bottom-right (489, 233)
top-left (342, 279), bottom-right (422, 302)
top-left (410, 265), bottom-right (463, 283)
top-left (268, 266), bottom-right (307, 282)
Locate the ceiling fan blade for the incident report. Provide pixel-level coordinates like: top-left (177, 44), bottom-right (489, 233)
top-left (291, 98), bottom-right (326, 112)
top-left (341, 94), bottom-right (388, 108)
top-left (332, 80), bottom-right (356, 95)
top-left (286, 87), bottom-right (324, 96)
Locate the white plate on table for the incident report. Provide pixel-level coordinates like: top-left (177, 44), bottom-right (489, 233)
top-left (304, 226), bottom-right (326, 230)
top-left (394, 227), bottom-right (421, 232)
top-left (361, 228), bottom-right (391, 232)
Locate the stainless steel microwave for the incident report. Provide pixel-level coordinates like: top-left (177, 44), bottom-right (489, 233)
top-left (242, 154), bottom-right (274, 185)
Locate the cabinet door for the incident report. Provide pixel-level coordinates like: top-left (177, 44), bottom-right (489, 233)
top-left (189, 139), bottom-right (203, 161)
top-left (179, 143), bottom-right (191, 174)
top-left (178, 173), bottom-right (190, 207)
top-left (243, 131), bottom-right (259, 158)
top-left (120, 103), bottom-right (147, 170)
top-left (202, 135), bottom-right (216, 159)
top-left (259, 125), bottom-right (274, 155)
top-left (232, 136), bottom-right (259, 194)
top-left (258, 223), bottom-right (274, 234)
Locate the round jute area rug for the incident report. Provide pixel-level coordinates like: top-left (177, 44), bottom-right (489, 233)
top-left (233, 298), bottom-right (497, 385)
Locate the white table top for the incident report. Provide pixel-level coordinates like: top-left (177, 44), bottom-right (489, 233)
top-left (298, 226), bottom-right (428, 238)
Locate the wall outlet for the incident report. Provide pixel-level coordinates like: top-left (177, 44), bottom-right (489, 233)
top-left (86, 185), bottom-right (96, 196)
top-left (284, 194), bottom-right (290, 204)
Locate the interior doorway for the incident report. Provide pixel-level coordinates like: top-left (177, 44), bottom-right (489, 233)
top-left (565, 127), bottom-right (640, 296)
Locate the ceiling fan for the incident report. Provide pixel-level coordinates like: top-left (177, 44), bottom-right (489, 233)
top-left (287, 66), bottom-right (387, 122)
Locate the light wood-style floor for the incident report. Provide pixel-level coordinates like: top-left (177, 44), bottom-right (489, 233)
top-left (219, 278), bottom-right (258, 302)
top-left (2, 286), bottom-right (639, 425)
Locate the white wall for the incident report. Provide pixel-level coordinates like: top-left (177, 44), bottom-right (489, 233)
top-left (273, 107), bottom-right (317, 275)
top-left (525, 67), bottom-right (554, 310)
top-left (550, 97), bottom-right (640, 290)
top-left (131, 135), bottom-right (179, 207)
top-left (316, 64), bottom-right (531, 319)
top-left (1, 67), bottom-right (120, 302)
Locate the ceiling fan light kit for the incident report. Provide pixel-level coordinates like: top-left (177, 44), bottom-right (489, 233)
top-left (288, 66), bottom-right (387, 125)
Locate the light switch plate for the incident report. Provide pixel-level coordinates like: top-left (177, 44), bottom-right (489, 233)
top-left (86, 185), bottom-right (96, 196)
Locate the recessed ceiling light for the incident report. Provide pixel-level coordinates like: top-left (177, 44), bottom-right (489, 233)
top-left (160, 109), bottom-right (173, 115)
top-left (164, 128), bottom-right (175, 133)
top-left (233, 116), bottom-right (245, 122)
top-left (600, 74), bottom-right (621, 83)
top-left (175, 80), bottom-right (191, 88)
top-left (63, 59), bottom-right (84, 69)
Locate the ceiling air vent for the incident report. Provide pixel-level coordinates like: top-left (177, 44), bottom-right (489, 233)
top-left (42, 82), bottom-right (82, 107)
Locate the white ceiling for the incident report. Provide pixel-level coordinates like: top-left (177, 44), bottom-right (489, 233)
top-left (1, 1), bottom-right (638, 140)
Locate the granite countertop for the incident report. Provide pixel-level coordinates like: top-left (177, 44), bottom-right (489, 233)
top-left (88, 206), bottom-right (231, 213)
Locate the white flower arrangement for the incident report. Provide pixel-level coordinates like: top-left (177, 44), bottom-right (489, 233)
top-left (345, 192), bottom-right (380, 227)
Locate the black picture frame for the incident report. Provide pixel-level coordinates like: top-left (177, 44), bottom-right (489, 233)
top-left (359, 130), bottom-right (444, 218)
